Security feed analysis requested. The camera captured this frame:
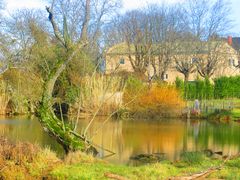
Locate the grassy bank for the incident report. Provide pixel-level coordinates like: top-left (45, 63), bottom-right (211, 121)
top-left (1, 138), bottom-right (240, 179)
top-left (206, 108), bottom-right (240, 123)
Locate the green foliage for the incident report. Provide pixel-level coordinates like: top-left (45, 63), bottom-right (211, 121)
top-left (175, 77), bottom-right (214, 100)
top-left (175, 77), bottom-right (185, 98)
top-left (65, 86), bottom-right (80, 104)
top-left (175, 77), bottom-right (184, 90)
top-left (214, 76), bottom-right (240, 99)
top-left (205, 77), bottom-right (214, 99)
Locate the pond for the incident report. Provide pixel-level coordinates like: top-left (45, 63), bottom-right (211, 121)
top-left (1, 116), bottom-right (240, 165)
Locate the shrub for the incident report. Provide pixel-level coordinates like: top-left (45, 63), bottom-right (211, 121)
top-left (175, 77), bottom-right (214, 100)
top-left (125, 82), bottom-right (186, 117)
top-left (214, 76), bottom-right (240, 99)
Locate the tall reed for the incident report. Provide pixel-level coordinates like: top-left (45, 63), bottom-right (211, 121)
top-left (0, 81), bottom-right (10, 115)
top-left (71, 74), bottom-right (125, 115)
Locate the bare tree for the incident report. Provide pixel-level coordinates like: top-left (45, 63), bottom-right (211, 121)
top-left (184, 0), bottom-right (209, 39)
top-left (121, 10), bottom-right (152, 74)
top-left (196, 38), bottom-right (227, 78)
top-left (102, 15), bottom-right (125, 48)
top-left (182, 0), bottom-right (232, 78)
top-left (149, 4), bottom-right (186, 80)
top-left (174, 37), bottom-right (200, 81)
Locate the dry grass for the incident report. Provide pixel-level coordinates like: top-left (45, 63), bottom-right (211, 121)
top-left (0, 81), bottom-right (10, 115)
top-left (0, 68), bottom-right (43, 115)
top-left (0, 137), bottom-right (61, 179)
top-left (71, 74), bottom-right (125, 115)
top-left (64, 151), bottom-right (97, 165)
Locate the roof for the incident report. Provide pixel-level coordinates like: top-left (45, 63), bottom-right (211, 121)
top-left (106, 40), bottom-right (228, 56)
top-left (232, 37), bottom-right (240, 51)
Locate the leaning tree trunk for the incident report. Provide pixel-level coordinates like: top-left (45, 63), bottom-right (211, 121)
top-left (38, 55), bottom-right (95, 154)
top-left (39, 4), bottom-right (97, 154)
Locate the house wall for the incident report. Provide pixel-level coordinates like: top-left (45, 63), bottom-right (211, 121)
top-left (105, 42), bottom-right (240, 83)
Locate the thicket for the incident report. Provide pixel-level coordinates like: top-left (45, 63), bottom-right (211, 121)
top-left (175, 76), bottom-right (240, 100)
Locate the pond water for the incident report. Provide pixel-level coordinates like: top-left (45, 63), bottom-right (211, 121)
top-left (1, 116), bottom-right (240, 165)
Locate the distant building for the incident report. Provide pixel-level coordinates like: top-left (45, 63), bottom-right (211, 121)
top-left (105, 37), bottom-right (240, 83)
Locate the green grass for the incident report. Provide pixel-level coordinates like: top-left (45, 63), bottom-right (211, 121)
top-left (208, 158), bottom-right (240, 179)
top-left (50, 156), bottom-right (223, 180)
top-left (50, 151), bottom-right (240, 179)
top-left (50, 156), bottom-right (240, 179)
top-left (231, 109), bottom-right (240, 119)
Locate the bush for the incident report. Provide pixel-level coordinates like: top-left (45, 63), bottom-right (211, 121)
top-left (125, 81), bottom-right (186, 117)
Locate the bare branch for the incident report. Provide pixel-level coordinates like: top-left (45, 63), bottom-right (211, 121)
top-left (46, 6), bottom-right (65, 47)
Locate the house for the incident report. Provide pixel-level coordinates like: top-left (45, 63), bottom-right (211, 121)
top-left (105, 36), bottom-right (240, 83)
top-left (232, 37), bottom-right (240, 52)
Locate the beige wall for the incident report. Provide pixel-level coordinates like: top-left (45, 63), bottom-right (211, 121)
top-left (105, 42), bottom-right (240, 83)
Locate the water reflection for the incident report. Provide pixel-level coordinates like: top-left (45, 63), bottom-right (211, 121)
top-left (0, 116), bottom-right (240, 164)
top-left (77, 118), bottom-right (240, 164)
top-left (0, 115), bottom-right (63, 155)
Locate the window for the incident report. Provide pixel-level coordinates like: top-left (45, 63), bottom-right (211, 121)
top-left (119, 58), bottom-right (125, 64)
top-left (163, 74), bottom-right (168, 80)
top-left (191, 58), bottom-right (198, 64)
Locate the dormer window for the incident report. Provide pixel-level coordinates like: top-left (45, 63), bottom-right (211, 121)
top-left (119, 58), bottom-right (125, 64)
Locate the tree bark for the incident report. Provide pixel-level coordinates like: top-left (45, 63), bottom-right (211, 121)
top-left (184, 72), bottom-right (190, 82)
top-left (81, 0), bottom-right (90, 41)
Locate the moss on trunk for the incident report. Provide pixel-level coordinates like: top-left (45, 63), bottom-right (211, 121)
top-left (37, 58), bottom-right (96, 154)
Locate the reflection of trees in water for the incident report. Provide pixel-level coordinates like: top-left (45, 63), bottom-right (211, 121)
top-left (1, 117), bottom-right (240, 163)
top-left (0, 116), bottom-right (62, 153)
top-left (187, 121), bottom-right (240, 156)
top-left (122, 120), bottom-right (185, 161)
top-left (77, 118), bottom-right (125, 162)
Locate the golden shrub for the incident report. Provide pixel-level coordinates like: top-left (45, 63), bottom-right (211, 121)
top-left (125, 84), bottom-right (186, 117)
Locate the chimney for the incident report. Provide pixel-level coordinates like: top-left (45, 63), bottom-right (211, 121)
top-left (228, 36), bottom-right (233, 46)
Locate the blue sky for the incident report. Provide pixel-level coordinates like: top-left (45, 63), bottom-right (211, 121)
top-left (4, 0), bottom-right (240, 35)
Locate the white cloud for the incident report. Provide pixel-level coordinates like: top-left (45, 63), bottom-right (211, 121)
top-left (123, 0), bottom-right (185, 10)
top-left (6, 0), bottom-right (46, 10)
